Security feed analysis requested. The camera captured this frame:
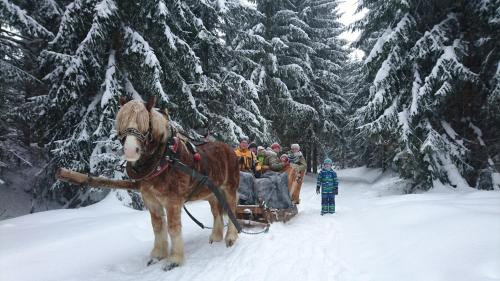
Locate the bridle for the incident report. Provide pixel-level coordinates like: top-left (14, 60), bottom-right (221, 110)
top-left (119, 127), bottom-right (152, 147)
top-left (118, 110), bottom-right (154, 153)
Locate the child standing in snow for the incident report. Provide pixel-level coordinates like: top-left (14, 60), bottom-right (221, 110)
top-left (316, 158), bottom-right (338, 215)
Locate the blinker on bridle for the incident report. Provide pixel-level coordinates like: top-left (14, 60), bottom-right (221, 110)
top-left (119, 109), bottom-right (154, 149)
top-left (119, 127), bottom-right (151, 146)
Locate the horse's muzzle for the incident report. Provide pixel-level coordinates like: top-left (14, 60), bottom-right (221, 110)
top-left (123, 139), bottom-right (141, 161)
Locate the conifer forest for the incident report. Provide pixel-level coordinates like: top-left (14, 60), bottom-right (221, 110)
top-left (1, 0), bottom-right (499, 215)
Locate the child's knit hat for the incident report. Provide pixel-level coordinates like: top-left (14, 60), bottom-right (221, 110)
top-left (280, 154), bottom-right (289, 161)
top-left (323, 158), bottom-right (333, 165)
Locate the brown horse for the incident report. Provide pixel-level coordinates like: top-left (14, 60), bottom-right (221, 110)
top-left (116, 96), bottom-right (240, 270)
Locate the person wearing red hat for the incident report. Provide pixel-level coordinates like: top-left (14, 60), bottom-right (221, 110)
top-left (271, 142), bottom-right (281, 154)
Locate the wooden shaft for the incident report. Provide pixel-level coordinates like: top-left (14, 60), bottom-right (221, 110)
top-left (56, 168), bottom-right (139, 190)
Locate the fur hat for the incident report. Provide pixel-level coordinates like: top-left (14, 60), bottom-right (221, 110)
top-left (291, 143), bottom-right (300, 150)
top-left (265, 150), bottom-right (277, 157)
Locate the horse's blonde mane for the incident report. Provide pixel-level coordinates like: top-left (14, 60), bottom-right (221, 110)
top-left (116, 100), bottom-right (168, 143)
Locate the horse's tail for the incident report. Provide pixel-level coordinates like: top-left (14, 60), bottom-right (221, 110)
top-left (56, 168), bottom-right (140, 190)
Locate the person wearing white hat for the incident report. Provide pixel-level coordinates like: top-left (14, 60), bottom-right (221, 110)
top-left (288, 143), bottom-right (306, 172)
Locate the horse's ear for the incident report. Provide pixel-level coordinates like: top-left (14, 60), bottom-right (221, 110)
top-left (145, 96), bottom-right (156, 111)
top-left (119, 95), bottom-right (129, 106)
top-left (162, 107), bottom-right (170, 121)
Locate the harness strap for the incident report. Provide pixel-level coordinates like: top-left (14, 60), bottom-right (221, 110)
top-left (170, 159), bottom-right (243, 233)
top-left (183, 205), bottom-right (208, 229)
top-left (142, 158), bottom-right (170, 181)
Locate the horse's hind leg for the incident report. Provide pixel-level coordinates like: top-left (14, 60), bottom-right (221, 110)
top-left (208, 196), bottom-right (224, 243)
top-left (142, 191), bottom-right (168, 265)
top-left (223, 187), bottom-right (239, 247)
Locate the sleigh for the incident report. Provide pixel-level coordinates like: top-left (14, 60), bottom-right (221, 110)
top-left (236, 169), bottom-right (303, 227)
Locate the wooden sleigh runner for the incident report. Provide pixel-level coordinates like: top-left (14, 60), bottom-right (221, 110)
top-left (236, 202), bottom-right (298, 224)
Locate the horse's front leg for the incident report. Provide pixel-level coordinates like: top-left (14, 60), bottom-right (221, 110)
top-left (223, 187), bottom-right (239, 247)
top-left (164, 201), bottom-right (184, 271)
top-left (142, 190), bottom-right (168, 266)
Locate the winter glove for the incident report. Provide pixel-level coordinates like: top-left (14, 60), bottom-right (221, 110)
top-left (334, 187), bottom-right (338, 195)
top-left (316, 187), bottom-right (320, 194)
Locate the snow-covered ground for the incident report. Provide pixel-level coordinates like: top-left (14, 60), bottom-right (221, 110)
top-left (1, 167), bottom-right (499, 281)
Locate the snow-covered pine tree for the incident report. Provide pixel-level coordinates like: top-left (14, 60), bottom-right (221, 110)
top-left (223, 0), bottom-right (277, 145)
top-left (227, 0), bottom-right (319, 148)
top-left (20, 0), bottom-right (272, 208)
top-left (196, 0), bottom-right (274, 145)
top-left (1, 0), bottom-right (62, 191)
top-left (470, 0), bottom-right (500, 189)
top-left (0, 0), bottom-right (59, 140)
top-left (295, 0), bottom-right (350, 165)
top-left (342, 59), bottom-right (366, 168)
top-left (226, 0), bottom-right (350, 165)
top-left (352, 0), bottom-right (500, 190)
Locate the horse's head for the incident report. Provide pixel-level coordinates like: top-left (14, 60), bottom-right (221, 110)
top-left (116, 96), bottom-right (168, 162)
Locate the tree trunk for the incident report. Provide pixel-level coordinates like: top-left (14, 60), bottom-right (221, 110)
top-left (306, 142), bottom-right (312, 173)
top-left (313, 142), bottom-right (318, 174)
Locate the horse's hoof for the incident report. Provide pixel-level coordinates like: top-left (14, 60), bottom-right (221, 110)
top-left (163, 262), bottom-right (179, 271)
top-left (209, 234), bottom-right (223, 244)
top-left (147, 258), bottom-right (161, 266)
top-left (225, 236), bottom-right (237, 247)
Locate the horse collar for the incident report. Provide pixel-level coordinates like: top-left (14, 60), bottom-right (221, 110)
top-left (125, 126), bottom-right (173, 181)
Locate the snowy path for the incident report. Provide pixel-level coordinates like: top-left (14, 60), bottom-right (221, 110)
top-left (1, 167), bottom-right (500, 281)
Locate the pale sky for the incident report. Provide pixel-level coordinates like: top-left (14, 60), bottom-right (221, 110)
top-left (337, 0), bottom-right (367, 60)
